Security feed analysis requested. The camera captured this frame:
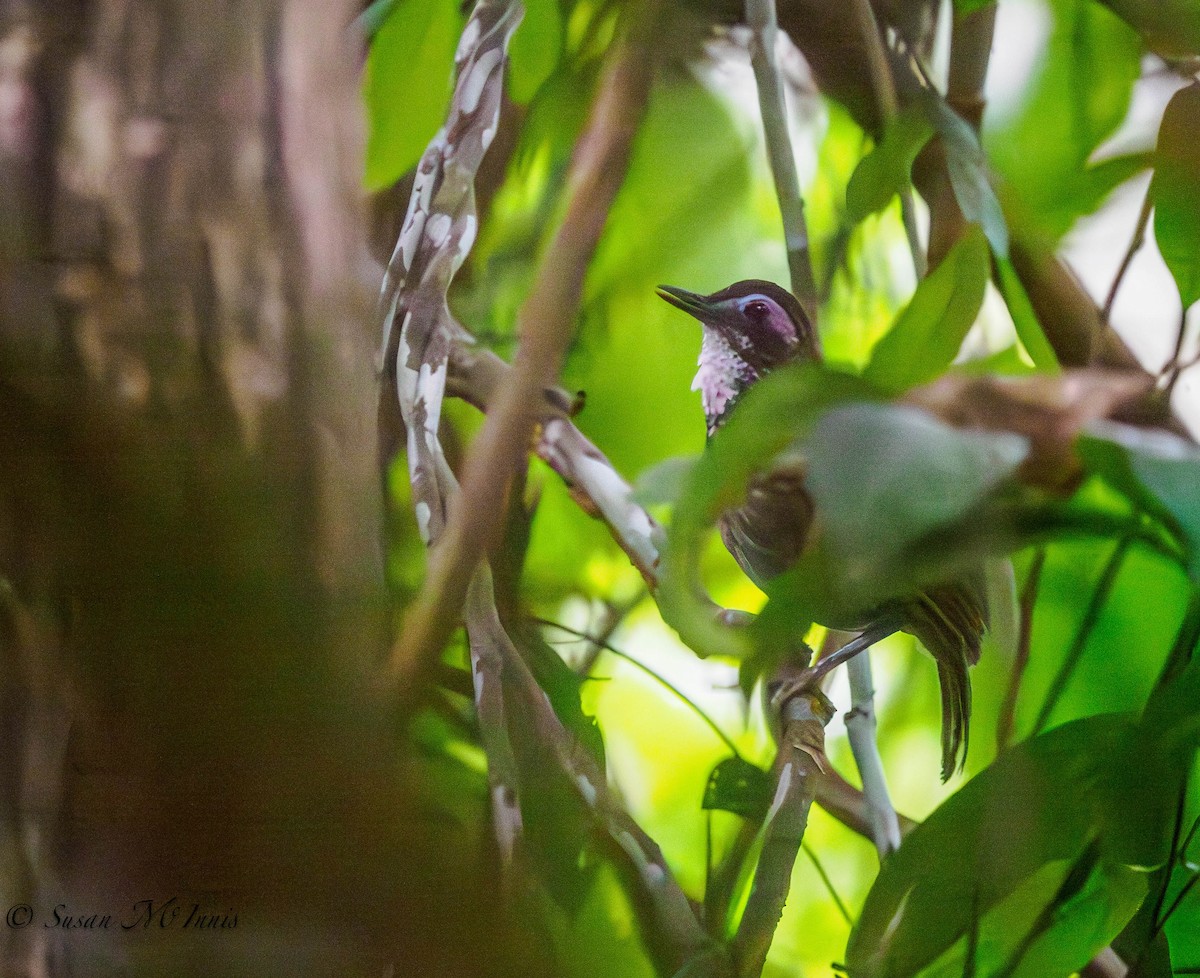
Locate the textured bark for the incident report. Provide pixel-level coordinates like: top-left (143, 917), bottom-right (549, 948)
top-left (0, 2), bottom-right (533, 975)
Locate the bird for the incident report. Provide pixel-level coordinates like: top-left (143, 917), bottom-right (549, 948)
top-left (657, 278), bottom-right (987, 779)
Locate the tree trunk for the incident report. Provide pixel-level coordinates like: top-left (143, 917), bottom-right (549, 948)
top-left (0, 2), bottom-right (530, 975)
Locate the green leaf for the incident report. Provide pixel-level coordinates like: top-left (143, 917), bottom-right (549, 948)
top-left (913, 857), bottom-right (1146, 978)
top-left (920, 89), bottom-right (1009, 257)
top-left (985, 0), bottom-right (1142, 242)
top-left (1151, 82), bottom-right (1200, 309)
top-left (805, 402), bottom-right (1028, 566)
top-left (509, 0), bottom-right (563, 104)
top-left (363, 0), bottom-right (463, 190)
top-left (995, 256), bottom-right (1061, 372)
top-left (846, 104), bottom-right (934, 223)
top-left (1095, 0), bottom-right (1200, 56)
top-left (1080, 421), bottom-right (1200, 576)
top-left (845, 715), bottom-right (1138, 978)
top-left (863, 226), bottom-right (991, 392)
top-left (702, 757), bottom-right (772, 819)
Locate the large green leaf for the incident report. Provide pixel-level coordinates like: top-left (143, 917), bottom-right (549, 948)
top-left (1151, 83), bottom-right (1200, 309)
top-left (863, 226), bottom-right (991, 392)
top-left (845, 716), bottom-right (1140, 978)
top-left (805, 401), bottom-right (1028, 566)
top-left (363, 0), bottom-right (463, 190)
top-left (846, 103), bottom-right (934, 223)
top-left (914, 857), bottom-right (1146, 978)
top-left (849, 596), bottom-right (1200, 978)
top-left (1079, 421), bottom-right (1200, 577)
top-left (1095, 0), bottom-right (1200, 56)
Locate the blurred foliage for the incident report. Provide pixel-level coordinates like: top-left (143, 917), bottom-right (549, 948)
top-left (368, 0), bottom-right (1200, 975)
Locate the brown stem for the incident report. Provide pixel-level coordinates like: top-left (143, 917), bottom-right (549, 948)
top-left (1102, 185), bottom-right (1154, 323)
top-left (1164, 305), bottom-right (1193, 398)
top-left (920, 2), bottom-right (997, 270)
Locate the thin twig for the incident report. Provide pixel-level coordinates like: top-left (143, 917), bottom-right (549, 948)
top-left (731, 691), bottom-right (834, 978)
top-left (744, 0), bottom-right (817, 318)
top-left (773, 621), bottom-right (902, 706)
top-left (997, 548), bottom-right (1046, 750)
top-left (1164, 305), bottom-right (1192, 398)
top-left (847, 0), bottom-right (926, 277)
top-left (576, 591), bottom-right (646, 675)
top-left (1032, 536), bottom-right (1132, 735)
top-left (1101, 185), bottom-right (1154, 323)
top-left (389, 2), bottom-right (662, 688)
top-left (802, 843), bottom-right (852, 926)
top-left (534, 617), bottom-right (742, 756)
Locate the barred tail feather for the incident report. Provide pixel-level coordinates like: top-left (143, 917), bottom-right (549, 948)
top-left (904, 576), bottom-right (988, 780)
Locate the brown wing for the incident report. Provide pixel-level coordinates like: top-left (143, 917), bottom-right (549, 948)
top-left (717, 460), bottom-right (813, 589)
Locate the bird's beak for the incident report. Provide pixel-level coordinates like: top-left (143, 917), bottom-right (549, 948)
top-left (656, 285), bottom-right (713, 322)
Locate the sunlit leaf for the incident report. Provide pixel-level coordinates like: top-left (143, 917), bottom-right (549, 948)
top-left (363, 0), bottom-right (463, 190)
top-left (846, 103), bottom-right (934, 223)
top-left (994, 256), bottom-right (1061, 372)
top-left (914, 857), bottom-right (1146, 978)
top-left (1151, 82), bottom-right (1200, 309)
top-left (863, 226), bottom-right (991, 392)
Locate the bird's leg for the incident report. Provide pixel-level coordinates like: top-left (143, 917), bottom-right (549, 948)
top-left (770, 619), bottom-right (900, 709)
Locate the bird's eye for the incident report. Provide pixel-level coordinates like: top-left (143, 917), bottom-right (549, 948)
top-left (744, 300), bottom-right (769, 321)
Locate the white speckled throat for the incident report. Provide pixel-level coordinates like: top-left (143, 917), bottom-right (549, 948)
top-left (693, 329), bottom-right (758, 435)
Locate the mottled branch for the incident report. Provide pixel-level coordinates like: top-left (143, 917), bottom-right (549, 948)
top-left (390, 0), bottom-right (662, 690)
top-left (731, 691), bottom-right (833, 977)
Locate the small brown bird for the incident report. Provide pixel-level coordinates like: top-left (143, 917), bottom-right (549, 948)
top-left (658, 279), bottom-right (987, 779)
